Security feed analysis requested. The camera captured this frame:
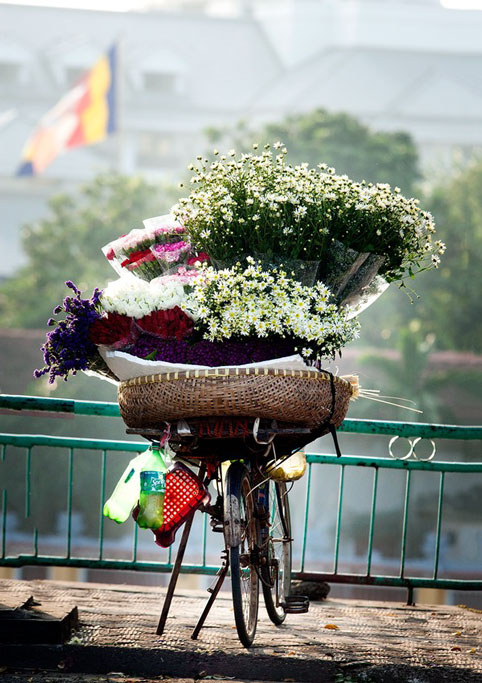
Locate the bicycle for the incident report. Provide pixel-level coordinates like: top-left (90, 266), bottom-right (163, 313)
top-left (128, 413), bottom-right (341, 648)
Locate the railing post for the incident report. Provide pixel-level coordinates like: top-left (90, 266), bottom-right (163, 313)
top-left (25, 447), bottom-right (32, 518)
top-left (399, 470), bottom-right (411, 579)
top-left (366, 467), bottom-right (379, 577)
top-left (1, 489), bottom-right (6, 560)
top-left (407, 586), bottom-right (415, 606)
top-left (333, 464), bottom-right (345, 574)
top-left (99, 450), bottom-right (107, 561)
top-left (433, 472), bottom-right (445, 580)
top-left (300, 461), bottom-right (312, 573)
top-left (66, 448), bottom-right (74, 559)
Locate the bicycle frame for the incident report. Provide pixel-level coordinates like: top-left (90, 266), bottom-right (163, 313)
top-left (128, 418), bottom-right (312, 646)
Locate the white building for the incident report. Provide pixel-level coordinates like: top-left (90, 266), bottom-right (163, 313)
top-left (1, 0), bottom-right (482, 276)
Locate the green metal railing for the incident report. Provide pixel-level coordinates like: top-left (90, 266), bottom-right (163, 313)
top-left (1, 394), bottom-right (481, 602)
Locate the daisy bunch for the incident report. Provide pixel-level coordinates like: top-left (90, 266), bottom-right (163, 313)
top-left (184, 258), bottom-right (359, 360)
top-left (173, 145), bottom-right (444, 284)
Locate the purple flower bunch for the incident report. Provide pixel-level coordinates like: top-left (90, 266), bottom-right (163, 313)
top-left (129, 336), bottom-right (297, 366)
top-left (34, 281), bottom-right (103, 383)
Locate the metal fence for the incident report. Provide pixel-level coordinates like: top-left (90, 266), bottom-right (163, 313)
top-left (1, 394), bottom-right (481, 604)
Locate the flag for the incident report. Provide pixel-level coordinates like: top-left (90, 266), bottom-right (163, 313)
top-left (17, 44), bottom-right (117, 176)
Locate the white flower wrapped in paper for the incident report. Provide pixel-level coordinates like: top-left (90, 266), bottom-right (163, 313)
top-left (149, 278), bottom-right (187, 310)
top-left (101, 277), bottom-right (153, 318)
top-left (100, 273), bottom-right (200, 323)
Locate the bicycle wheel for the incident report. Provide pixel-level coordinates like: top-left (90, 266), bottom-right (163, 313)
top-left (261, 480), bottom-right (292, 625)
top-left (224, 461), bottom-right (259, 647)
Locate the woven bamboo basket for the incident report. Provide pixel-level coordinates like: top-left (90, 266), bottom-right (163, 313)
top-left (118, 367), bottom-right (353, 430)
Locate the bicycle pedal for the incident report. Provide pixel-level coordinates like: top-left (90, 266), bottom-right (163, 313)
top-left (282, 595), bottom-right (310, 614)
top-left (209, 515), bottom-right (224, 533)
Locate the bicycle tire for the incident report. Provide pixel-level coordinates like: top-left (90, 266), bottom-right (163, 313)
top-left (224, 461), bottom-right (259, 647)
top-left (261, 480), bottom-right (292, 625)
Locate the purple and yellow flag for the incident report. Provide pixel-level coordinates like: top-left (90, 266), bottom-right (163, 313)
top-left (17, 44), bottom-right (117, 176)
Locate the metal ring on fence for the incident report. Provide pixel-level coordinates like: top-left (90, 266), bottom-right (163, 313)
top-left (411, 437), bottom-right (436, 461)
top-left (388, 435), bottom-right (414, 460)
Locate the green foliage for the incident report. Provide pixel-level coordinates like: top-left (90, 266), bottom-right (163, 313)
top-left (0, 173), bottom-right (173, 329)
top-left (345, 479), bottom-right (482, 563)
top-left (207, 109), bottom-right (421, 196)
top-left (346, 506), bottom-right (434, 559)
top-left (348, 328), bottom-right (482, 424)
top-left (0, 373), bottom-right (137, 537)
top-left (359, 160), bottom-right (482, 354)
top-left (413, 162), bottom-right (482, 352)
top-left (0, 173), bottom-right (174, 535)
top-left (352, 329), bottom-right (442, 422)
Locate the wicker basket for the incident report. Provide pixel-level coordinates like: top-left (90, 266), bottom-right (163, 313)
top-left (118, 367), bottom-right (353, 430)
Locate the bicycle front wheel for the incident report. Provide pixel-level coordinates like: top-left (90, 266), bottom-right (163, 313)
top-left (261, 480), bottom-right (292, 625)
top-left (224, 461), bottom-right (259, 647)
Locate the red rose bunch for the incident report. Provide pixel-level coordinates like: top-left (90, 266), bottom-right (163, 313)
top-left (89, 312), bottom-right (133, 348)
top-left (136, 307), bottom-right (194, 341)
top-left (187, 252), bottom-right (210, 266)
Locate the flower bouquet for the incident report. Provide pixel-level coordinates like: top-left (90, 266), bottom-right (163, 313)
top-left (175, 144), bottom-right (445, 312)
top-left (35, 144), bottom-right (444, 429)
top-left (102, 214), bottom-right (208, 281)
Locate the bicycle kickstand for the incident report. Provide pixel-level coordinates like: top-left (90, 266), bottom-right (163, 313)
top-left (191, 549), bottom-right (229, 640)
top-left (156, 508), bottom-right (196, 636)
top-left (157, 463), bottom-right (207, 637)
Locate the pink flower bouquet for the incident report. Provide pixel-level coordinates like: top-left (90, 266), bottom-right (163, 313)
top-left (151, 240), bottom-right (191, 273)
top-left (102, 215), bottom-right (190, 281)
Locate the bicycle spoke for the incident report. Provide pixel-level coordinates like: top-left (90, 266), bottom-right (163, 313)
top-left (225, 462), bottom-right (259, 647)
top-left (261, 480), bottom-right (292, 625)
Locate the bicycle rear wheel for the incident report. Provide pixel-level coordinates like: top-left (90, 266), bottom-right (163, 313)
top-left (224, 461), bottom-right (259, 647)
top-left (261, 480), bottom-right (292, 625)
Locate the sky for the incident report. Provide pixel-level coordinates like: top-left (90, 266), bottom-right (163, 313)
top-left (0, 0), bottom-right (138, 9)
top-left (441, 0), bottom-right (482, 7)
top-left (1, 0), bottom-right (482, 11)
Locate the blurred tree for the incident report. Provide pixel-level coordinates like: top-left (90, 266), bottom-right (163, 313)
top-left (0, 174), bottom-right (176, 534)
top-left (206, 109), bottom-right (421, 195)
top-left (0, 173), bottom-right (175, 329)
top-left (349, 328), bottom-right (441, 422)
top-left (413, 161), bottom-right (482, 352)
top-left (349, 328), bottom-right (482, 424)
top-left (345, 507), bottom-right (433, 559)
top-left (345, 482), bottom-right (482, 560)
top-left (358, 159), bottom-right (482, 353)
